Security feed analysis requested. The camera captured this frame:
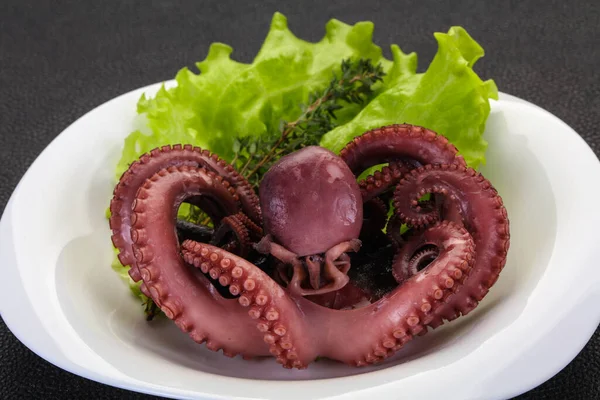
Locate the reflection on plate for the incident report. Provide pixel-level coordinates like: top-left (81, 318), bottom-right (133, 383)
top-left (1, 84), bottom-right (599, 400)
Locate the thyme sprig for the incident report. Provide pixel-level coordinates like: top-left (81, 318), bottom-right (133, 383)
top-left (233, 58), bottom-right (385, 188)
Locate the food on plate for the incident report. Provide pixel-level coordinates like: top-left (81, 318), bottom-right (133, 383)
top-left (109, 124), bottom-right (509, 369)
top-left (108, 13), bottom-right (508, 369)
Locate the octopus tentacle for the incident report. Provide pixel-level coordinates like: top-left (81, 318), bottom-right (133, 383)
top-left (300, 220), bottom-right (475, 366)
top-left (318, 239), bottom-right (362, 291)
top-left (181, 242), bottom-right (317, 369)
top-left (231, 211), bottom-right (264, 241)
top-left (254, 236), bottom-right (309, 297)
top-left (129, 165), bottom-right (268, 357)
top-left (324, 239), bottom-right (361, 275)
top-left (211, 213), bottom-right (251, 258)
top-left (407, 246), bottom-right (439, 273)
top-left (392, 228), bottom-right (440, 284)
top-left (358, 161), bottom-right (412, 202)
top-left (255, 235), bottom-right (297, 264)
top-left (109, 144), bottom-right (260, 281)
top-left (393, 164), bottom-right (510, 327)
top-left (398, 195), bottom-right (440, 229)
top-left (339, 124), bottom-right (467, 176)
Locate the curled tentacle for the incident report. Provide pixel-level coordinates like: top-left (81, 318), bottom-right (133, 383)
top-left (339, 124), bottom-right (467, 239)
top-left (358, 160), bottom-right (413, 202)
top-left (128, 165), bottom-right (270, 357)
top-left (109, 145), bottom-right (261, 281)
top-left (231, 211), bottom-right (264, 242)
top-left (340, 124), bottom-right (467, 176)
top-left (394, 190), bottom-right (440, 229)
top-left (299, 220), bottom-right (475, 366)
top-left (181, 242), bottom-right (316, 369)
top-left (407, 246), bottom-right (439, 273)
top-left (392, 225), bottom-right (448, 284)
top-left (211, 213), bottom-right (251, 258)
top-left (320, 239), bottom-right (361, 290)
top-left (393, 164), bottom-right (510, 327)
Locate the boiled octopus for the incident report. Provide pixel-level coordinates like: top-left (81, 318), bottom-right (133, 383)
top-left (109, 124), bottom-right (510, 369)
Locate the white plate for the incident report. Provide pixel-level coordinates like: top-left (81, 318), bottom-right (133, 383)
top-left (1, 82), bottom-right (599, 400)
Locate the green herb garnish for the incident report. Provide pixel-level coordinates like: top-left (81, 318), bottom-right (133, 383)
top-left (233, 58), bottom-right (385, 188)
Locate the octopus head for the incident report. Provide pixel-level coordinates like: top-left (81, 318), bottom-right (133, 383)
top-left (257, 146), bottom-right (363, 296)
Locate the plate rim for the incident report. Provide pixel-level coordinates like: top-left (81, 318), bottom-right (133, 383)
top-left (1, 82), bottom-right (599, 400)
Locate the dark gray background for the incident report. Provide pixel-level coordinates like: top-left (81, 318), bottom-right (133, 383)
top-left (1, 0), bottom-right (598, 399)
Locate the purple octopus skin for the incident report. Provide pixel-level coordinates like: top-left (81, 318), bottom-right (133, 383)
top-left (107, 123), bottom-right (510, 370)
top-left (340, 124), bottom-right (467, 202)
top-left (258, 145), bottom-right (363, 257)
top-left (340, 124), bottom-right (467, 174)
top-left (125, 165), bottom-right (270, 358)
top-left (109, 145), bottom-right (260, 281)
top-left (181, 220), bottom-right (474, 368)
top-left (393, 164), bottom-right (510, 325)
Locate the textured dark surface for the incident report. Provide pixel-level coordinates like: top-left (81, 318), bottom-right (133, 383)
top-left (1, 0), bottom-right (599, 399)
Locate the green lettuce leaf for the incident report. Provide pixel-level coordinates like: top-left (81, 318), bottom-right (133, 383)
top-left (114, 12), bottom-right (392, 181)
top-left (320, 26), bottom-right (498, 169)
